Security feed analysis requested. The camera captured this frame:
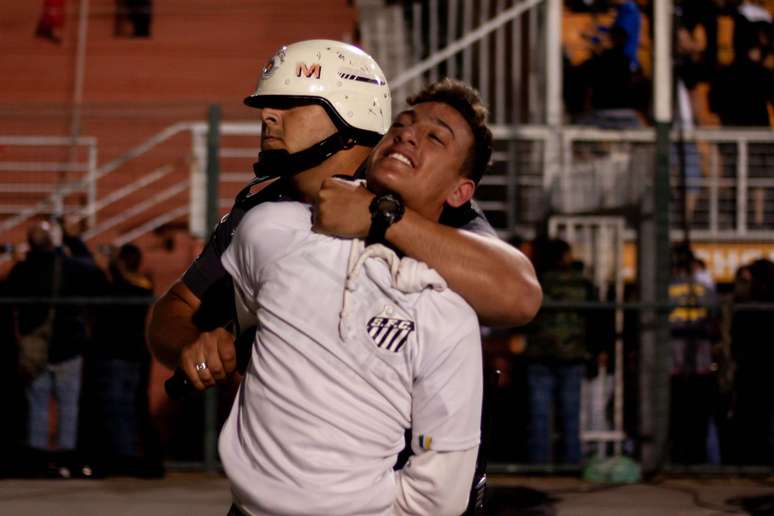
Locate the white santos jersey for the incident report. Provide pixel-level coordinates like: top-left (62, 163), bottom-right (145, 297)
top-left (219, 201), bottom-right (482, 516)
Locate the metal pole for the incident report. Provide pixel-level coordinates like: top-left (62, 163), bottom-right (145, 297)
top-left (206, 105), bottom-right (221, 238)
top-left (544, 0), bottom-right (563, 219)
top-left (71, 0), bottom-right (89, 143)
top-left (204, 104), bottom-right (221, 473)
top-left (736, 141), bottom-right (748, 234)
top-left (640, 0), bottom-right (673, 473)
top-left (66, 0), bottom-right (90, 218)
top-left (87, 142), bottom-right (97, 227)
top-left (545, 0), bottom-right (562, 128)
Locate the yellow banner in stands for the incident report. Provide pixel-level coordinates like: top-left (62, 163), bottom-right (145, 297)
top-left (622, 242), bottom-right (774, 283)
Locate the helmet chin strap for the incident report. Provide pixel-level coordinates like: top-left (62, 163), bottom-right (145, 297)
top-left (252, 131), bottom-right (355, 181)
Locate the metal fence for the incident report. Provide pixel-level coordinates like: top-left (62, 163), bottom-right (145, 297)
top-left (2, 292), bottom-right (773, 475)
top-left (553, 127), bottom-right (774, 241)
top-left (2, 121), bottom-right (773, 251)
top-left (357, 0), bottom-right (553, 125)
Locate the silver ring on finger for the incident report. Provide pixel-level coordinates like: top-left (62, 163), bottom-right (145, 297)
top-left (195, 361), bottom-right (208, 373)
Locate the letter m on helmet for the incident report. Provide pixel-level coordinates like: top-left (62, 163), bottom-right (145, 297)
top-left (296, 62), bottom-right (321, 79)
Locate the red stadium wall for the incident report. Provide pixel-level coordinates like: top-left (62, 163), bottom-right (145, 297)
top-left (3, 1), bottom-right (357, 104)
top-left (1, 0), bottom-right (358, 278)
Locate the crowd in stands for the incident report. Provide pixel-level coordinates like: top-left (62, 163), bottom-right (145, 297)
top-left (564, 0), bottom-right (773, 129)
top-left (563, 0), bottom-right (773, 227)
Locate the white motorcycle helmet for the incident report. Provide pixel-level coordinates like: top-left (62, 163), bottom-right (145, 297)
top-left (245, 40), bottom-right (391, 177)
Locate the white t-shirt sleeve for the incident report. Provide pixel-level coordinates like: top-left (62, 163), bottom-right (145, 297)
top-left (221, 202), bottom-right (312, 309)
top-left (411, 295), bottom-right (483, 454)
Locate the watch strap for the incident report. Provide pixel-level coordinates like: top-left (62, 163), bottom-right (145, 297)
top-left (367, 213), bottom-right (391, 245)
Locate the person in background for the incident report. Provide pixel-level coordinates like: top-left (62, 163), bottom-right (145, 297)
top-left (6, 220), bottom-right (104, 477)
top-left (524, 238), bottom-right (594, 465)
top-left (35, 0), bottom-right (65, 43)
top-left (731, 259), bottom-right (774, 465)
top-left (668, 243), bottom-right (718, 464)
top-left (576, 25), bottom-right (647, 128)
top-left (733, 0), bottom-right (772, 63)
top-left (92, 244), bottom-right (163, 477)
top-left (710, 39), bottom-right (774, 227)
top-left (608, 0), bottom-right (641, 71)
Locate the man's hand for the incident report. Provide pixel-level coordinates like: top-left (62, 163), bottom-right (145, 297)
top-left (178, 327), bottom-right (237, 391)
top-left (312, 176), bottom-right (375, 238)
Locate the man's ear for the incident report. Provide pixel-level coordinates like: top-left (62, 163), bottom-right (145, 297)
top-left (445, 177), bottom-right (475, 208)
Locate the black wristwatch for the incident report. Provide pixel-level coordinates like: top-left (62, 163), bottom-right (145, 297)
top-left (367, 193), bottom-right (405, 245)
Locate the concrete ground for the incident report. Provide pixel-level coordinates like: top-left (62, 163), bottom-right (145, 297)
top-left (0, 472), bottom-right (773, 515)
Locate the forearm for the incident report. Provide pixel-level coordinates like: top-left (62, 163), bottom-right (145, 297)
top-left (386, 209), bottom-right (541, 327)
top-left (147, 281), bottom-right (202, 369)
top-left (393, 446), bottom-right (479, 516)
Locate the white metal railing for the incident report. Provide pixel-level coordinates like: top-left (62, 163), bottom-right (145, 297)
top-left (357, 0), bottom-right (553, 126)
top-left (0, 123), bottom-right (193, 237)
top-left (0, 122), bottom-right (246, 247)
top-left (558, 126), bottom-right (774, 241)
top-left (81, 182), bottom-right (189, 241)
top-left (0, 136), bottom-right (98, 231)
top-left (2, 122), bottom-right (772, 247)
top-left (549, 216), bottom-right (627, 455)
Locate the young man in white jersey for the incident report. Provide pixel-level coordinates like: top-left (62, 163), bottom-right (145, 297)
top-left (220, 78), bottom-right (490, 516)
top-left (148, 40), bottom-right (541, 389)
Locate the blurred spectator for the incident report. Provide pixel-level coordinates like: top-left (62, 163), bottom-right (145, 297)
top-left (115, 0), bottom-right (153, 38)
top-left (60, 214), bottom-right (95, 263)
top-left (6, 220), bottom-right (105, 477)
top-left (675, 0), bottom-right (719, 81)
top-left (730, 259), bottom-right (774, 464)
top-left (525, 239), bottom-right (594, 464)
top-left (91, 244), bottom-right (162, 477)
top-left (673, 78), bottom-right (703, 224)
top-left (733, 0), bottom-right (773, 62)
top-left (668, 243), bottom-right (719, 464)
top-left (710, 42), bottom-right (773, 227)
top-left (674, 11), bottom-right (712, 224)
top-left (35, 0), bottom-right (65, 44)
top-left (608, 0), bottom-right (642, 70)
top-left (692, 257), bottom-right (715, 291)
top-left (581, 0), bottom-right (643, 70)
top-left (575, 25), bottom-right (648, 128)
top-left (710, 44), bottom-right (774, 127)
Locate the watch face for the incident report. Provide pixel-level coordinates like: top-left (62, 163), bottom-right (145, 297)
top-left (370, 194), bottom-right (404, 227)
top-left (376, 197), bottom-right (399, 213)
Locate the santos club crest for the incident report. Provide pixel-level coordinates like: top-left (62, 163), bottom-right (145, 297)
top-left (367, 316), bottom-right (415, 352)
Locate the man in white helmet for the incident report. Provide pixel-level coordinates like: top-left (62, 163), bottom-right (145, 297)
top-left (221, 78), bottom-right (489, 516)
top-left (148, 40), bottom-right (537, 513)
top-left (148, 40), bottom-right (540, 384)
top-left (150, 40), bottom-right (393, 379)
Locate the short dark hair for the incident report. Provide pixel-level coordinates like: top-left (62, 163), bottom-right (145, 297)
top-left (671, 242), bottom-right (694, 272)
top-left (406, 78), bottom-right (493, 184)
top-left (118, 243), bottom-right (142, 272)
